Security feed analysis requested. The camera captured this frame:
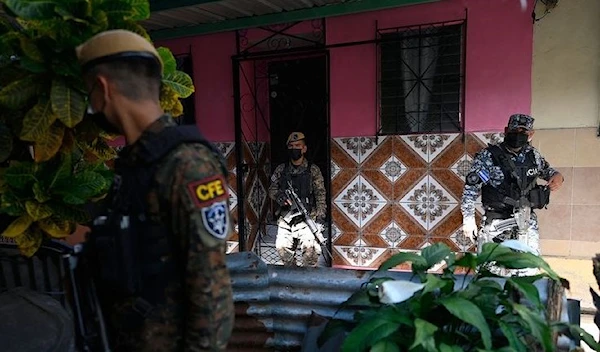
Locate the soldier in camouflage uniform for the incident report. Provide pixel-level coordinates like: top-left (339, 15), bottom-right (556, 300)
top-left (461, 114), bottom-right (564, 275)
top-left (76, 30), bottom-right (234, 351)
top-left (268, 132), bottom-right (327, 267)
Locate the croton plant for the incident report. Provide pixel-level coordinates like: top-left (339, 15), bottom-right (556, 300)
top-left (0, 0), bottom-right (194, 256)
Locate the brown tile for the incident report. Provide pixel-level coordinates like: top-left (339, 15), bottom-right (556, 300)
top-left (331, 169), bottom-right (358, 198)
top-left (539, 239), bottom-right (571, 257)
top-left (393, 168), bottom-right (427, 201)
top-left (536, 205), bottom-right (572, 240)
top-left (332, 205), bottom-right (360, 233)
top-left (465, 133), bottom-right (486, 157)
top-left (399, 236), bottom-right (427, 250)
top-left (572, 167), bottom-right (600, 205)
top-left (362, 204), bottom-right (393, 234)
top-left (430, 138), bottom-right (465, 169)
top-left (362, 170), bottom-right (393, 201)
top-left (429, 208), bottom-right (462, 237)
top-left (393, 204), bottom-right (427, 236)
top-left (331, 141), bottom-right (359, 169)
top-left (428, 237), bottom-right (459, 252)
top-left (571, 205), bottom-right (600, 242)
top-left (361, 234), bottom-right (389, 248)
top-left (569, 241), bottom-right (600, 259)
top-left (574, 128), bottom-right (600, 167)
top-left (363, 137), bottom-right (393, 169)
top-left (334, 232), bottom-right (359, 246)
top-left (393, 136), bottom-right (428, 168)
top-left (430, 169), bottom-right (464, 201)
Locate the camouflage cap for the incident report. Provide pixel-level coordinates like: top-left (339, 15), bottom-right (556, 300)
top-left (507, 114), bottom-right (534, 131)
top-left (286, 132), bottom-right (305, 145)
top-left (75, 29), bottom-right (162, 73)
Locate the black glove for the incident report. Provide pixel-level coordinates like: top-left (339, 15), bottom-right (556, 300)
top-left (276, 191), bottom-right (289, 206)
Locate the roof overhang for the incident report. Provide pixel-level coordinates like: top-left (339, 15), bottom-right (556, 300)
top-left (146, 0), bottom-right (439, 41)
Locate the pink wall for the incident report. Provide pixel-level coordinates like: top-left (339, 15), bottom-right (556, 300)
top-left (156, 0), bottom-right (534, 140)
top-left (156, 32), bottom-right (236, 142)
top-left (328, 0), bottom-right (534, 136)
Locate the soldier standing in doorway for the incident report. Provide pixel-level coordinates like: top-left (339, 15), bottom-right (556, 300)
top-left (76, 29), bottom-right (234, 351)
top-left (269, 132), bottom-right (327, 267)
top-left (461, 114), bottom-right (564, 275)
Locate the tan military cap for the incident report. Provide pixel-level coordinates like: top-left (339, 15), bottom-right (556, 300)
top-left (287, 132), bottom-right (305, 145)
top-left (75, 29), bottom-right (162, 72)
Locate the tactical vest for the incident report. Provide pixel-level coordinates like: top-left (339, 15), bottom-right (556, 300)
top-left (481, 144), bottom-right (539, 210)
top-left (279, 162), bottom-right (314, 213)
top-left (87, 125), bottom-right (227, 317)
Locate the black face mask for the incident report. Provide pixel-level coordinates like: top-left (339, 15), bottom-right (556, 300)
top-left (288, 148), bottom-right (303, 161)
top-left (85, 101), bottom-right (120, 135)
top-left (504, 131), bottom-right (529, 149)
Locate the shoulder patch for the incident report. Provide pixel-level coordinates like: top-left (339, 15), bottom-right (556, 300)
top-left (187, 175), bottom-right (228, 207)
top-left (201, 200), bottom-right (230, 240)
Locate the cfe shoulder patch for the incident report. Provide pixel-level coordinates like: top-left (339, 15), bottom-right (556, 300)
top-left (201, 200), bottom-right (229, 239)
top-left (187, 175), bottom-right (229, 207)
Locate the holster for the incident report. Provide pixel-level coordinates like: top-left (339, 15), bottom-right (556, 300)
top-left (528, 185), bottom-right (550, 209)
top-left (88, 214), bottom-right (142, 296)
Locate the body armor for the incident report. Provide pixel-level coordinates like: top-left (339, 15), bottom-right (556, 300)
top-left (86, 125), bottom-right (226, 317)
top-left (279, 162), bottom-right (315, 213)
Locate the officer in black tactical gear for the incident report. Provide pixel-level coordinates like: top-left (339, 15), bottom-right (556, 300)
top-left (268, 132), bottom-right (327, 267)
top-left (461, 114), bottom-right (564, 275)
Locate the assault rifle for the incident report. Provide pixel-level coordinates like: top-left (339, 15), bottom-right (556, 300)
top-left (284, 181), bottom-right (333, 259)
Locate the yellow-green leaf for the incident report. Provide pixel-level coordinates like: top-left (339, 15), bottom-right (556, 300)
top-left (4, 162), bottom-right (36, 189)
top-left (162, 71), bottom-right (195, 99)
top-left (32, 182), bottom-right (50, 203)
top-left (1, 214), bottom-right (33, 238)
top-left (157, 47), bottom-right (176, 74)
top-left (0, 123), bottom-right (12, 162)
top-left (19, 36), bottom-right (43, 62)
top-left (129, 0), bottom-right (150, 21)
top-left (15, 228), bottom-right (43, 257)
top-left (20, 99), bottom-right (57, 142)
top-left (34, 124), bottom-right (64, 162)
top-left (3, 0), bottom-right (56, 20)
top-left (25, 200), bottom-right (53, 221)
top-left (51, 80), bottom-right (86, 128)
top-left (39, 218), bottom-right (74, 238)
top-left (0, 76), bottom-right (40, 110)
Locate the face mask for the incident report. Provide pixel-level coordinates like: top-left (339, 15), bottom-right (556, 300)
top-left (288, 148), bottom-right (303, 161)
top-left (504, 131), bottom-right (529, 149)
top-left (85, 99), bottom-right (120, 135)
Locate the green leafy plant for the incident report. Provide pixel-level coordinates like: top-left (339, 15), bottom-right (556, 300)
top-left (319, 242), bottom-right (598, 352)
top-left (0, 0), bottom-right (194, 256)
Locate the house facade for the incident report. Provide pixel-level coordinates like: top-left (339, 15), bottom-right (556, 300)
top-left (147, 0), bottom-right (600, 273)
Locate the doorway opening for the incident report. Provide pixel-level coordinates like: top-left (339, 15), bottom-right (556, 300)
top-left (232, 52), bottom-right (332, 267)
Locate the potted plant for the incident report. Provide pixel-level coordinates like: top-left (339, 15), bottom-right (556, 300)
top-left (0, 0), bottom-right (194, 256)
top-left (319, 242), bottom-right (599, 352)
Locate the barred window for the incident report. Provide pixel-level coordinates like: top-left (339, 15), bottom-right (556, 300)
top-left (377, 21), bottom-right (465, 135)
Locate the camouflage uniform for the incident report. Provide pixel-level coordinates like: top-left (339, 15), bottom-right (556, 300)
top-left (76, 30), bottom-right (234, 351)
top-left (461, 114), bottom-right (559, 275)
top-left (268, 157), bottom-right (326, 267)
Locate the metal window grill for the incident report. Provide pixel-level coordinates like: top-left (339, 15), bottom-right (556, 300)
top-left (377, 20), bottom-right (465, 135)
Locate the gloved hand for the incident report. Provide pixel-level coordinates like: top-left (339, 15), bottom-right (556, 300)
top-left (462, 217), bottom-right (477, 242)
top-left (276, 191), bottom-right (291, 206)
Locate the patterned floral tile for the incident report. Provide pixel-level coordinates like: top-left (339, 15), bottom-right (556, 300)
top-left (473, 132), bottom-right (504, 147)
top-left (331, 203), bottom-right (360, 234)
top-left (361, 204), bottom-right (393, 236)
top-left (331, 141), bottom-right (359, 169)
top-left (392, 204), bottom-right (427, 237)
top-left (429, 208), bottom-right (462, 237)
top-left (450, 154), bottom-right (473, 179)
top-left (331, 160), bottom-right (341, 179)
top-left (393, 168), bottom-right (427, 201)
top-left (361, 169), bottom-right (393, 202)
top-left (378, 221), bottom-right (409, 248)
top-left (226, 241), bottom-right (239, 254)
top-left (399, 175), bottom-right (458, 230)
top-left (228, 186), bottom-right (238, 211)
top-left (333, 232), bottom-right (360, 246)
top-left (393, 136), bottom-right (428, 168)
top-left (379, 155), bottom-right (407, 183)
top-left (330, 223), bottom-right (342, 243)
top-left (430, 168), bottom-right (465, 202)
top-left (334, 137), bottom-right (383, 164)
top-left (334, 175), bottom-right (387, 228)
top-left (465, 133), bottom-right (486, 158)
top-left (362, 137), bottom-right (393, 169)
top-left (400, 134), bottom-right (460, 163)
top-left (334, 239), bottom-right (387, 267)
top-left (430, 135), bottom-right (465, 169)
top-left (398, 235), bottom-right (428, 250)
top-left (449, 229), bottom-right (477, 253)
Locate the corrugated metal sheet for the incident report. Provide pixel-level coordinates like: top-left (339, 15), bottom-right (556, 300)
top-left (226, 251), bottom-right (418, 351)
top-left (226, 251), bottom-right (577, 351)
top-left (142, 0), bottom-right (359, 31)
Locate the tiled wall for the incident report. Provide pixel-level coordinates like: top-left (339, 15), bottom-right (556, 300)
top-left (215, 127), bottom-right (600, 265)
top-left (530, 128), bottom-right (600, 259)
